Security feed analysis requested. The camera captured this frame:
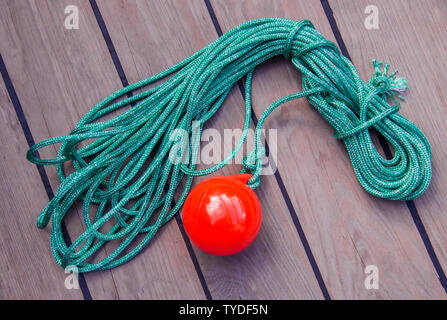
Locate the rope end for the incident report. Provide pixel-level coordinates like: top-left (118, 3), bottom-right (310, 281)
top-left (36, 202), bottom-right (53, 229)
top-left (370, 59), bottom-right (409, 101)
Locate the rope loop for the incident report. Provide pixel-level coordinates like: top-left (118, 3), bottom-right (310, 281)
top-left (26, 18), bottom-right (431, 272)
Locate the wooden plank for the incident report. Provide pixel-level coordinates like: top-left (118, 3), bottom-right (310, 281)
top-left (210, 0), bottom-right (446, 299)
top-left (330, 0), bottom-right (447, 292)
top-left (0, 71), bottom-right (83, 299)
top-left (97, 0), bottom-right (323, 299)
top-left (0, 0), bottom-right (205, 299)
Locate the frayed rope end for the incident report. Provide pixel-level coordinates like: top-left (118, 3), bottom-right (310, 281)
top-left (370, 59), bottom-right (409, 101)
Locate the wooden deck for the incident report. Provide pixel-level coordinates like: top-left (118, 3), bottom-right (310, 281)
top-left (0, 0), bottom-right (446, 299)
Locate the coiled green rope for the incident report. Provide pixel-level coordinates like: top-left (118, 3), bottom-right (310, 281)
top-left (27, 18), bottom-right (431, 272)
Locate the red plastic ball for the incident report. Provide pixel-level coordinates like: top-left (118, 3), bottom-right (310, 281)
top-left (183, 174), bottom-right (262, 256)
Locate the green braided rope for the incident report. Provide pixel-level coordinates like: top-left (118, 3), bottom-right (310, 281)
top-left (26, 18), bottom-right (431, 272)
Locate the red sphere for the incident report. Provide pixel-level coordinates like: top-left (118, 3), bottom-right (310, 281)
top-left (183, 174), bottom-right (262, 255)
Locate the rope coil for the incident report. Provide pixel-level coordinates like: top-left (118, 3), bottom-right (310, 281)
top-left (27, 18), bottom-right (431, 272)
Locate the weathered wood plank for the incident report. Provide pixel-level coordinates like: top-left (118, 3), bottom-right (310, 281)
top-left (0, 0), bottom-right (205, 299)
top-left (330, 0), bottom-right (447, 293)
top-left (0, 70), bottom-right (83, 299)
top-left (211, 0), bottom-right (446, 299)
top-left (97, 0), bottom-right (323, 299)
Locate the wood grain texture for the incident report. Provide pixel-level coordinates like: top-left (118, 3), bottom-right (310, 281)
top-left (330, 0), bottom-right (447, 292)
top-left (0, 73), bottom-right (83, 299)
top-left (0, 0), bottom-right (204, 299)
top-left (97, 0), bottom-right (323, 300)
top-left (211, 0), bottom-right (446, 299)
top-left (1, 0), bottom-right (445, 300)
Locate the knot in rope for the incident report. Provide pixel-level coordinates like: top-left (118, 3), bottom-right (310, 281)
top-left (368, 59), bottom-right (409, 101)
top-left (26, 18), bottom-right (431, 272)
top-left (332, 60), bottom-right (407, 140)
top-left (242, 147), bottom-right (266, 189)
